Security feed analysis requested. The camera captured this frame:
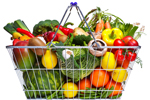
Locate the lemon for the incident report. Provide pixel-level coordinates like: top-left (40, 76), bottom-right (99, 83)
top-left (101, 52), bottom-right (117, 72)
top-left (111, 67), bottom-right (128, 82)
top-left (41, 49), bottom-right (57, 69)
top-left (62, 82), bottom-right (78, 98)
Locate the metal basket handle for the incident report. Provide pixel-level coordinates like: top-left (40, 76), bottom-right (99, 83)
top-left (48, 2), bottom-right (100, 48)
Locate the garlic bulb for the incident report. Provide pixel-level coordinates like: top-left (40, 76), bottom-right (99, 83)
top-left (62, 49), bottom-right (74, 60)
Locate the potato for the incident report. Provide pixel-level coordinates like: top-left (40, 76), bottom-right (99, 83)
top-left (58, 35), bottom-right (68, 43)
top-left (28, 37), bottom-right (46, 56)
top-left (73, 27), bottom-right (89, 37)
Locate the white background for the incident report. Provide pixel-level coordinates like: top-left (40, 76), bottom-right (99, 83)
top-left (0, 0), bottom-right (150, 100)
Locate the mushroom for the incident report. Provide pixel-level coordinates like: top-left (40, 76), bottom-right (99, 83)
top-left (90, 32), bottom-right (102, 40)
top-left (88, 39), bottom-right (107, 57)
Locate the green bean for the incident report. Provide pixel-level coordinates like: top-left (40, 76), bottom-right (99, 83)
top-left (80, 90), bottom-right (95, 94)
top-left (78, 92), bottom-right (97, 95)
top-left (101, 88), bottom-right (108, 98)
top-left (110, 93), bottom-right (122, 99)
top-left (101, 86), bottom-right (114, 98)
top-left (58, 95), bottom-right (65, 99)
top-left (79, 96), bottom-right (100, 99)
top-left (58, 88), bottom-right (64, 96)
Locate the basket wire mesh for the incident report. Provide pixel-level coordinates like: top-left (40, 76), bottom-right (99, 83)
top-left (6, 46), bottom-right (141, 100)
top-left (6, 2), bottom-right (141, 100)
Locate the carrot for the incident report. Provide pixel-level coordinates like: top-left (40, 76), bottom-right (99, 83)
top-left (95, 7), bottom-right (104, 33)
top-left (104, 21), bottom-right (111, 29)
top-left (104, 16), bottom-right (111, 29)
top-left (95, 20), bottom-right (104, 33)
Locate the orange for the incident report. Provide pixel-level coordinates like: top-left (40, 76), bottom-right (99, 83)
top-left (78, 78), bottom-right (91, 90)
top-left (105, 80), bottom-right (123, 97)
top-left (90, 67), bottom-right (110, 87)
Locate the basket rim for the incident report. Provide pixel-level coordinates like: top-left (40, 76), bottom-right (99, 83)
top-left (6, 45), bottom-right (141, 49)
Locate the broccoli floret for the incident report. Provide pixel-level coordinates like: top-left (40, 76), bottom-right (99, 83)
top-left (33, 19), bottom-right (59, 36)
top-left (51, 20), bottom-right (59, 27)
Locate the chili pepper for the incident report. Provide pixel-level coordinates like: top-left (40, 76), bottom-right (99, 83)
top-left (16, 28), bottom-right (35, 38)
top-left (55, 25), bottom-right (73, 36)
top-left (101, 28), bottom-right (123, 46)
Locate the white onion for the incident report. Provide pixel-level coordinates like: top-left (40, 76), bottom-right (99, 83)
top-left (37, 36), bottom-right (46, 44)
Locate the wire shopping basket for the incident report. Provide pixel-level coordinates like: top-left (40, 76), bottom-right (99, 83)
top-left (6, 2), bottom-right (141, 100)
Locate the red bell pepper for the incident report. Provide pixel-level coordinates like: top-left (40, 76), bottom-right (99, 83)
top-left (13, 39), bottom-right (21, 46)
top-left (55, 25), bottom-right (74, 36)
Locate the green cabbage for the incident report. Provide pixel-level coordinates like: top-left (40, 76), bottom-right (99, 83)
top-left (60, 48), bottom-right (100, 82)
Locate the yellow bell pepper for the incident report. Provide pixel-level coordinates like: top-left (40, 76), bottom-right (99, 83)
top-left (102, 28), bottom-right (123, 46)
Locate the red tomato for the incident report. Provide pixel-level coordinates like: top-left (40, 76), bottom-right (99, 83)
top-left (113, 39), bottom-right (125, 46)
top-left (128, 39), bottom-right (139, 46)
top-left (115, 49), bottom-right (130, 68)
top-left (113, 39), bottom-right (125, 54)
top-left (122, 36), bottom-right (133, 45)
top-left (105, 80), bottom-right (123, 97)
top-left (111, 49), bottom-right (117, 54)
top-left (126, 51), bottom-right (137, 61)
top-left (117, 59), bottom-right (130, 69)
top-left (90, 67), bottom-right (110, 87)
top-left (78, 78), bottom-right (91, 90)
top-left (115, 49), bottom-right (125, 61)
top-left (127, 39), bottom-right (139, 50)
